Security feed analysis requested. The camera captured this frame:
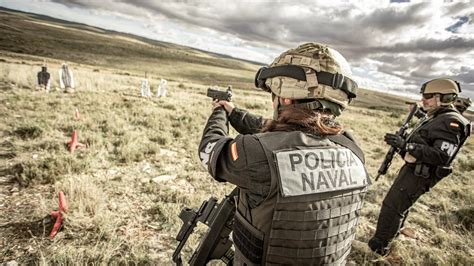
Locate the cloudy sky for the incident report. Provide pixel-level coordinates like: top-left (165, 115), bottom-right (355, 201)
top-left (1, 0), bottom-right (473, 100)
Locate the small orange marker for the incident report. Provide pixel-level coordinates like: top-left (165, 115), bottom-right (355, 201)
top-left (67, 130), bottom-right (85, 153)
top-left (50, 191), bottom-right (68, 239)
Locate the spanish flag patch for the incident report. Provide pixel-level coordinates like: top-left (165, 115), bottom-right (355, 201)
top-left (231, 142), bottom-right (239, 161)
top-left (450, 122), bottom-right (459, 128)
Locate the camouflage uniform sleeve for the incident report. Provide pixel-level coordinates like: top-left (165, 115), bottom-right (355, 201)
top-left (214, 135), bottom-right (270, 193)
top-left (229, 107), bottom-right (266, 134)
top-left (407, 117), bottom-right (463, 166)
top-left (199, 107), bottom-right (270, 195)
top-left (199, 107), bottom-right (233, 180)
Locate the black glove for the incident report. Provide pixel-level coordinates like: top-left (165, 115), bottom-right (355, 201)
top-left (384, 133), bottom-right (406, 149)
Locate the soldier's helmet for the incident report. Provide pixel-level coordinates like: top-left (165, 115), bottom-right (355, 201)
top-left (254, 43), bottom-right (358, 116)
top-left (420, 78), bottom-right (461, 104)
top-left (454, 97), bottom-right (472, 114)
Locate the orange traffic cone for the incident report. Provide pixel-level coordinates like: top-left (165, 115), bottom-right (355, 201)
top-left (50, 191), bottom-right (68, 239)
top-left (67, 130), bottom-right (85, 153)
top-left (74, 108), bottom-right (81, 120)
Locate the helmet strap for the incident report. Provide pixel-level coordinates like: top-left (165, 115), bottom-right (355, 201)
top-left (273, 96), bottom-right (280, 120)
top-left (278, 100), bottom-right (324, 111)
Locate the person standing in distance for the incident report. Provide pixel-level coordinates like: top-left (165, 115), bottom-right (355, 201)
top-left (368, 78), bottom-right (471, 256)
top-left (199, 43), bottom-right (371, 265)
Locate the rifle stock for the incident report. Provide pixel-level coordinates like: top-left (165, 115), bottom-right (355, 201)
top-left (173, 188), bottom-right (238, 265)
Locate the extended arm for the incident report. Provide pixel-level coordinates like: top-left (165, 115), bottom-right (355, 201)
top-left (198, 105), bottom-right (269, 195)
top-left (229, 107), bottom-right (266, 134)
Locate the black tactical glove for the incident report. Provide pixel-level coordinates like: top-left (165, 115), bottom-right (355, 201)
top-left (384, 133), bottom-right (406, 150)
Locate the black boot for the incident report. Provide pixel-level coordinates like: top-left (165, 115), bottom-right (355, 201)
top-left (368, 237), bottom-right (390, 256)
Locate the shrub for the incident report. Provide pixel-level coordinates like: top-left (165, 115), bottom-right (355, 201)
top-left (13, 154), bottom-right (91, 184)
top-left (439, 208), bottom-right (474, 231)
top-left (457, 156), bottom-right (474, 172)
top-left (13, 125), bottom-right (43, 139)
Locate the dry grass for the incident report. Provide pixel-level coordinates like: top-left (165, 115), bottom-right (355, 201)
top-left (1, 58), bottom-right (472, 265)
top-left (0, 8), bottom-right (473, 263)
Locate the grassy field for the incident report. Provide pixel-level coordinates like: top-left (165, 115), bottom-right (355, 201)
top-left (0, 7), bottom-right (259, 89)
top-left (0, 7), bottom-right (473, 265)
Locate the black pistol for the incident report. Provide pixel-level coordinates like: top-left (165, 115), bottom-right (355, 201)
top-left (207, 86), bottom-right (233, 102)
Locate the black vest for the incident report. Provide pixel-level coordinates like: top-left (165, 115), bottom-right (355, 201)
top-left (37, 70), bottom-right (50, 86)
top-left (233, 131), bottom-right (371, 265)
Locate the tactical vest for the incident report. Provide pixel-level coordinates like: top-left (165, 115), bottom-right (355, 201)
top-left (406, 108), bottom-right (471, 179)
top-left (233, 131), bottom-right (370, 265)
top-left (37, 71), bottom-right (50, 86)
top-left (408, 108), bottom-right (471, 164)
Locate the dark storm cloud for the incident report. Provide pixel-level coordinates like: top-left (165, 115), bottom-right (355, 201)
top-left (453, 67), bottom-right (474, 84)
top-left (372, 51), bottom-right (472, 87)
top-left (373, 55), bottom-right (448, 76)
top-left (340, 35), bottom-right (474, 63)
top-left (445, 2), bottom-right (472, 16)
top-left (51, 0), bottom-right (106, 10)
top-left (358, 2), bottom-right (428, 31)
top-left (377, 36), bottom-right (474, 54)
top-left (50, 1), bottom-right (435, 54)
top-left (48, 0), bottom-right (473, 94)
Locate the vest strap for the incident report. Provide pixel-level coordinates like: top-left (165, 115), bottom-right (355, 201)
top-left (267, 232), bottom-right (355, 258)
top-left (233, 210), bottom-right (264, 264)
top-left (270, 214), bottom-right (359, 241)
top-left (327, 134), bottom-right (365, 163)
top-left (273, 200), bottom-right (362, 222)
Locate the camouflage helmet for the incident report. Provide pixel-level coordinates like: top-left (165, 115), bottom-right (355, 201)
top-left (254, 43), bottom-right (358, 116)
top-left (420, 78), bottom-right (460, 95)
top-left (454, 97), bottom-right (472, 114)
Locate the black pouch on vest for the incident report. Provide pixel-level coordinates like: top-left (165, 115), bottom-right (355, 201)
top-left (414, 164), bottom-right (430, 178)
top-left (233, 210), bottom-right (264, 264)
top-left (435, 166), bottom-right (452, 179)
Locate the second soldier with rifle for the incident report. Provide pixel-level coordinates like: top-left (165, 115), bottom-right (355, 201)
top-left (369, 78), bottom-right (471, 256)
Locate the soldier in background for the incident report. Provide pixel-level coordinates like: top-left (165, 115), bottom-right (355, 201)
top-left (454, 96), bottom-right (472, 114)
top-left (368, 78), bottom-right (471, 256)
top-left (59, 63), bottom-right (75, 93)
top-left (36, 64), bottom-right (51, 92)
top-left (199, 43), bottom-right (371, 265)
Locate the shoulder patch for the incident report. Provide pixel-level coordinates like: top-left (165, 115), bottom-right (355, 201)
top-left (450, 122), bottom-right (459, 128)
top-left (231, 142), bottom-right (239, 161)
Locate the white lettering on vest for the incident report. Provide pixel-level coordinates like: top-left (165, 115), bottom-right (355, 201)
top-left (276, 147), bottom-right (367, 197)
top-left (440, 141), bottom-right (457, 157)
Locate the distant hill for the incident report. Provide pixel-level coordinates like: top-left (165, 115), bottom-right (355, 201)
top-left (0, 7), bottom-right (261, 87)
